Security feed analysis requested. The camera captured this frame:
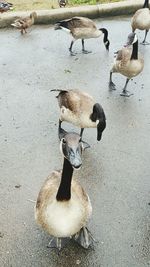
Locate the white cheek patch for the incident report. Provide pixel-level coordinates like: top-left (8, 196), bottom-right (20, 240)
top-left (133, 34), bottom-right (138, 44)
top-left (96, 120), bottom-right (99, 126)
top-left (61, 27), bottom-right (71, 33)
top-left (60, 140), bottom-right (63, 156)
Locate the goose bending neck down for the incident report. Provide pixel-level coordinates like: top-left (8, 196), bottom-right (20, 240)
top-left (131, 0), bottom-right (150, 44)
top-left (54, 16), bottom-right (110, 56)
top-left (35, 128), bottom-right (94, 250)
top-left (109, 32), bottom-right (144, 97)
top-left (51, 89), bottom-right (106, 143)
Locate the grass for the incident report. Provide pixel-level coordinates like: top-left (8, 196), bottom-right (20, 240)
top-left (11, 0), bottom-right (120, 11)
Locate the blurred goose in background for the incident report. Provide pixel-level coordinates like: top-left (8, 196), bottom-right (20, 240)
top-left (109, 32), bottom-right (144, 97)
top-left (55, 16), bottom-right (110, 55)
top-left (131, 0), bottom-right (150, 44)
top-left (11, 12), bottom-right (37, 34)
top-left (0, 0), bottom-right (13, 13)
top-left (35, 127), bottom-right (93, 250)
top-left (58, 0), bottom-right (67, 8)
top-left (51, 89), bottom-right (106, 142)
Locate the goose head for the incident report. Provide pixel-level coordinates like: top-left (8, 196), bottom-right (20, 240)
top-left (59, 131), bottom-right (83, 169)
top-left (124, 32), bottom-right (138, 47)
top-left (99, 28), bottom-right (110, 51)
top-left (30, 11), bottom-right (37, 19)
top-left (90, 103), bottom-right (106, 141)
top-left (96, 119), bottom-right (106, 141)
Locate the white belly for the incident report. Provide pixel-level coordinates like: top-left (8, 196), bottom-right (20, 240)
top-left (44, 197), bottom-right (90, 237)
top-left (113, 59), bottom-right (144, 78)
top-left (134, 9), bottom-right (150, 30)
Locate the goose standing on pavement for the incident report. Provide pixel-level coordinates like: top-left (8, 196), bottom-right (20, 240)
top-left (35, 127), bottom-right (93, 250)
top-left (131, 0), bottom-right (150, 44)
top-left (51, 89), bottom-right (106, 142)
top-left (0, 0), bottom-right (13, 13)
top-left (11, 12), bottom-right (37, 34)
top-left (55, 17), bottom-right (110, 55)
top-left (109, 32), bottom-right (144, 97)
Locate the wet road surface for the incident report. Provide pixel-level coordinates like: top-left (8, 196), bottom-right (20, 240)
top-left (0, 16), bottom-right (150, 267)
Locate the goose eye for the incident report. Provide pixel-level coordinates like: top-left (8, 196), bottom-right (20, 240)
top-left (62, 138), bottom-right (66, 144)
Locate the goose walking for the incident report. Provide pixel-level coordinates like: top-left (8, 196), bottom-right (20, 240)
top-left (55, 16), bottom-right (110, 55)
top-left (131, 0), bottom-right (150, 44)
top-left (51, 89), bottom-right (106, 142)
top-left (35, 128), bottom-right (93, 250)
top-left (11, 12), bottom-right (37, 34)
top-left (0, 0), bottom-right (13, 13)
top-left (109, 32), bottom-right (144, 97)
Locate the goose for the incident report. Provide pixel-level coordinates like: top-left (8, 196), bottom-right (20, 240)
top-left (109, 32), bottom-right (144, 97)
top-left (58, 0), bottom-right (67, 8)
top-left (54, 16), bottom-right (110, 55)
top-left (11, 12), bottom-right (37, 34)
top-left (0, 0), bottom-right (13, 13)
top-left (35, 127), bottom-right (93, 250)
top-left (51, 89), bottom-right (106, 142)
top-left (131, 0), bottom-right (150, 44)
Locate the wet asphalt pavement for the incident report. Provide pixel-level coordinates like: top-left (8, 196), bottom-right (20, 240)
top-left (0, 16), bottom-right (150, 267)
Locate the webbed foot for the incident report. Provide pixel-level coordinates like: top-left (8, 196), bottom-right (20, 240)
top-left (72, 227), bottom-right (95, 249)
top-left (120, 90), bottom-right (133, 97)
top-left (82, 50), bottom-right (92, 54)
top-left (141, 41), bottom-right (150, 45)
top-left (109, 81), bottom-right (116, 91)
top-left (81, 140), bottom-right (91, 150)
top-left (69, 51), bottom-right (77, 56)
top-left (47, 237), bottom-right (71, 251)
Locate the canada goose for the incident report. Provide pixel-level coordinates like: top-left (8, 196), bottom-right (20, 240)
top-left (35, 128), bottom-right (93, 250)
top-left (54, 16), bottom-right (110, 55)
top-left (131, 0), bottom-right (150, 44)
top-left (109, 32), bottom-right (144, 97)
top-left (58, 0), bottom-right (67, 8)
top-left (0, 1), bottom-right (13, 13)
top-left (11, 12), bottom-right (37, 34)
top-left (51, 89), bottom-right (106, 142)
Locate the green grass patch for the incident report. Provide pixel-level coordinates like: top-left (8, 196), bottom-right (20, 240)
top-left (11, 0), bottom-right (121, 11)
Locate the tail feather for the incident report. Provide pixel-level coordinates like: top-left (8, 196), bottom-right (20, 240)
top-left (50, 89), bottom-right (68, 93)
top-left (50, 89), bottom-right (68, 98)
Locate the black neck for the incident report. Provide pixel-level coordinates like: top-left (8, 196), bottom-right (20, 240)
top-left (131, 40), bottom-right (138, 60)
top-left (100, 28), bottom-right (108, 42)
top-left (143, 0), bottom-right (149, 8)
top-left (90, 103), bottom-right (105, 122)
top-left (56, 158), bottom-right (73, 201)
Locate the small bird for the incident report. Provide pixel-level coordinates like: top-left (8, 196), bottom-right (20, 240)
top-left (109, 32), bottom-right (144, 97)
top-left (11, 12), bottom-right (37, 34)
top-left (58, 0), bottom-right (67, 8)
top-left (131, 0), bottom-right (150, 44)
top-left (51, 89), bottom-right (106, 142)
top-left (55, 16), bottom-right (110, 55)
top-left (35, 127), bottom-right (93, 250)
top-left (0, 1), bottom-right (13, 13)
